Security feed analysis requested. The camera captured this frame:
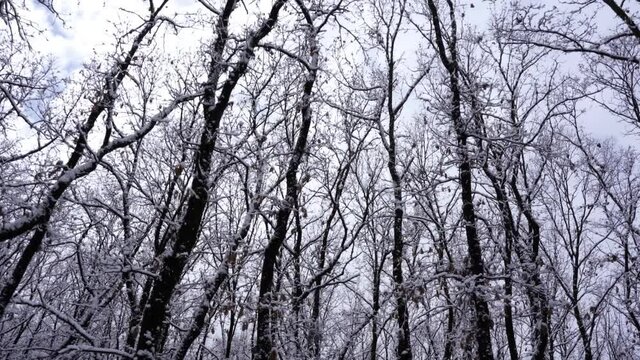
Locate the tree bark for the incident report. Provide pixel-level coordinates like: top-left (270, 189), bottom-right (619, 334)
top-left (253, 3), bottom-right (316, 357)
top-left (134, 1), bottom-right (286, 357)
top-left (427, 1), bottom-right (495, 358)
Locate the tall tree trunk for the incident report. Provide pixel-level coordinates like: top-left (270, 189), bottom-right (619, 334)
top-left (510, 177), bottom-right (551, 360)
top-left (483, 162), bottom-right (519, 360)
top-left (134, 1), bottom-right (286, 357)
top-left (292, 206), bottom-right (304, 358)
top-left (253, 4), bottom-right (316, 357)
top-left (370, 247), bottom-right (383, 360)
top-left (172, 192), bottom-right (261, 360)
top-left (375, 2), bottom-right (414, 357)
top-left (386, 79), bottom-right (413, 360)
top-left (427, 1), bottom-right (495, 358)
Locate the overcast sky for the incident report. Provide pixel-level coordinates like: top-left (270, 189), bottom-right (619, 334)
top-left (24, 0), bottom-right (640, 148)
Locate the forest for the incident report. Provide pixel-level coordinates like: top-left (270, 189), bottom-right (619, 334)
top-left (0, 0), bottom-right (639, 359)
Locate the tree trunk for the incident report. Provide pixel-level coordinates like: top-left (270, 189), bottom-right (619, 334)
top-left (427, 1), bottom-right (495, 358)
top-left (253, 5), bottom-right (315, 357)
top-left (134, 2), bottom-right (286, 357)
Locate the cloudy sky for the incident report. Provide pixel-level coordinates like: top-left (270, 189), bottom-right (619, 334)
top-left (22, 0), bottom-right (639, 147)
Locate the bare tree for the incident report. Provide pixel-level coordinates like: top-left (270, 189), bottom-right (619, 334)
top-left (1, 1), bottom-right (640, 359)
top-left (420, 1), bottom-right (495, 358)
top-left (132, 1), bottom-right (288, 358)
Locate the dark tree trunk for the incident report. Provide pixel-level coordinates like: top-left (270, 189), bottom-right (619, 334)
top-left (482, 162), bottom-right (519, 360)
top-left (171, 202), bottom-right (257, 360)
top-left (292, 207), bottom-right (304, 358)
top-left (253, 4), bottom-right (315, 357)
top-left (379, 2), bottom-right (413, 357)
top-left (510, 177), bottom-right (551, 360)
top-left (370, 248), bottom-right (383, 360)
top-left (134, 2), bottom-right (286, 358)
top-left (388, 136), bottom-right (412, 360)
top-left (427, 1), bottom-right (495, 359)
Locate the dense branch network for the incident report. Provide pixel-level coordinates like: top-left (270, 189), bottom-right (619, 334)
top-left (0, 1), bottom-right (638, 360)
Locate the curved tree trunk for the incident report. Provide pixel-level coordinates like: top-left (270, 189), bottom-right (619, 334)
top-left (427, 1), bottom-right (495, 359)
top-left (253, 2), bottom-right (315, 358)
top-left (133, 1), bottom-right (287, 357)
